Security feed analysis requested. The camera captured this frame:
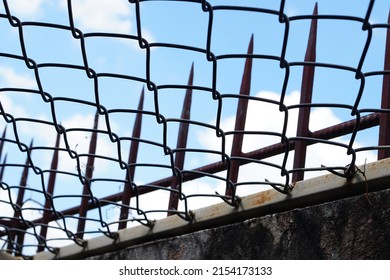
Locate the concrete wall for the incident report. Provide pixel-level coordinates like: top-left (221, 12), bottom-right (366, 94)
top-left (87, 188), bottom-right (390, 260)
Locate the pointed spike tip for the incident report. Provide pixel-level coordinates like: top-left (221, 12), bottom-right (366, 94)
top-left (179, 63), bottom-right (194, 121)
top-left (388, 8), bottom-right (390, 23)
top-left (304, 2), bottom-right (318, 62)
top-left (138, 87), bottom-right (145, 110)
top-left (188, 62), bottom-right (194, 86)
top-left (248, 34), bottom-right (254, 55)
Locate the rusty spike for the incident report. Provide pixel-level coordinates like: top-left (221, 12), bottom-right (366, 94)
top-left (0, 126), bottom-right (7, 161)
top-left (8, 139), bottom-right (33, 252)
top-left (0, 154), bottom-right (7, 181)
top-left (226, 34), bottom-right (254, 196)
top-left (167, 63), bottom-right (194, 215)
top-left (38, 131), bottom-right (61, 252)
top-left (0, 127), bottom-right (7, 181)
top-left (76, 110), bottom-right (99, 239)
top-left (378, 10), bottom-right (390, 159)
top-left (292, 3), bottom-right (318, 183)
top-left (14, 139), bottom-right (34, 216)
top-left (118, 88), bottom-right (144, 230)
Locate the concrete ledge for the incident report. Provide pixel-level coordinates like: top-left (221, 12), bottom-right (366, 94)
top-left (34, 157), bottom-right (390, 260)
top-left (87, 187), bottom-right (390, 259)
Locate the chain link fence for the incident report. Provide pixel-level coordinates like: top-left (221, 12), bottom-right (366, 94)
top-left (0, 0), bottom-right (389, 258)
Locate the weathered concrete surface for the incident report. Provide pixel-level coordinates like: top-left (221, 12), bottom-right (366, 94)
top-left (88, 188), bottom-right (390, 260)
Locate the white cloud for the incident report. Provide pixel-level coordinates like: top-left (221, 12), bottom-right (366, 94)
top-left (0, 66), bottom-right (36, 89)
top-left (284, 5), bottom-right (298, 17)
top-left (0, 94), bottom-right (54, 148)
top-left (60, 0), bottom-right (132, 34)
top-left (5, 0), bottom-right (47, 19)
top-left (18, 200), bottom-right (43, 221)
top-left (0, 187), bottom-right (15, 218)
top-left (197, 90), bottom-right (377, 196)
top-left (141, 29), bottom-right (156, 44)
top-left (0, 94), bottom-right (28, 118)
top-left (0, 98), bottom-right (120, 179)
top-left (58, 113), bottom-right (119, 176)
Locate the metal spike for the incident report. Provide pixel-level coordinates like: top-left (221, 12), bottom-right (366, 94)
top-left (38, 131), bottom-right (61, 252)
top-left (14, 139), bottom-right (34, 215)
top-left (292, 3), bottom-right (317, 182)
top-left (8, 139), bottom-right (33, 252)
top-left (227, 34), bottom-right (254, 196)
top-left (76, 110), bottom-right (99, 239)
top-left (118, 88), bottom-right (144, 230)
top-left (0, 126), bottom-right (7, 162)
top-left (0, 154), bottom-right (7, 181)
top-left (0, 127), bottom-right (7, 182)
top-left (167, 63), bottom-right (194, 215)
top-left (378, 10), bottom-right (390, 159)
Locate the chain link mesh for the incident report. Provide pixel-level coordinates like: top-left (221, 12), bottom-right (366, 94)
top-left (0, 0), bottom-right (389, 257)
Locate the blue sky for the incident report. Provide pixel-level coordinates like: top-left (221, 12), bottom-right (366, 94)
top-left (0, 0), bottom-right (389, 255)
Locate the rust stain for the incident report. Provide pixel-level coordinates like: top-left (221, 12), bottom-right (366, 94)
top-left (250, 191), bottom-right (274, 207)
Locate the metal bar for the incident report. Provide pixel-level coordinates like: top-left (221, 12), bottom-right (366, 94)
top-left (292, 3), bottom-right (318, 183)
top-left (34, 156), bottom-right (390, 260)
top-left (378, 11), bottom-right (390, 160)
top-left (227, 35), bottom-right (254, 196)
top-left (118, 88), bottom-right (144, 230)
top-left (76, 110), bottom-right (99, 239)
top-left (37, 131), bottom-right (61, 252)
top-left (167, 63), bottom-right (194, 215)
